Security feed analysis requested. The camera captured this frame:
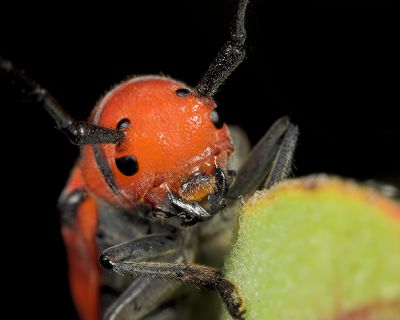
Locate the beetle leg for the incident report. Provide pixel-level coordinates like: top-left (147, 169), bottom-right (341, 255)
top-left (227, 117), bottom-right (299, 199)
top-left (103, 278), bottom-right (181, 320)
top-left (263, 123), bottom-right (299, 189)
top-left (114, 265), bottom-right (245, 320)
top-left (100, 232), bottom-right (183, 265)
top-left (101, 232), bottom-right (184, 319)
top-left (142, 305), bottom-right (180, 320)
top-left (100, 235), bottom-right (244, 319)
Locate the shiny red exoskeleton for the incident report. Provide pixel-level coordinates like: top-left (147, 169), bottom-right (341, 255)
top-left (1, 0), bottom-right (298, 319)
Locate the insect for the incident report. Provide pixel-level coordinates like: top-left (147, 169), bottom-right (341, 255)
top-left (1, 0), bottom-right (298, 319)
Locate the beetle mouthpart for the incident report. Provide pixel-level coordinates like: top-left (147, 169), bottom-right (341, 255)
top-left (99, 254), bottom-right (114, 270)
top-left (179, 172), bottom-right (217, 202)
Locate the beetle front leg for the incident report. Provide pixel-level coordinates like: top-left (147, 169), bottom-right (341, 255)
top-left (100, 232), bottom-right (183, 270)
top-left (263, 123), bottom-right (299, 189)
top-left (101, 232), bottom-right (185, 319)
top-left (102, 257), bottom-right (245, 320)
top-left (227, 117), bottom-right (299, 199)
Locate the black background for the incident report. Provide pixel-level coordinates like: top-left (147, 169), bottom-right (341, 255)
top-left (1, 0), bottom-right (398, 318)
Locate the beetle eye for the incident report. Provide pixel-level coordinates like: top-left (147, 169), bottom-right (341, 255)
top-left (117, 118), bottom-right (131, 130)
top-left (176, 88), bottom-right (190, 97)
top-left (210, 110), bottom-right (224, 129)
top-left (116, 155), bottom-right (139, 176)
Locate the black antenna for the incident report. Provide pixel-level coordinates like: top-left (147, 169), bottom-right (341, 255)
top-left (196, 0), bottom-right (249, 97)
top-left (0, 56), bottom-right (124, 145)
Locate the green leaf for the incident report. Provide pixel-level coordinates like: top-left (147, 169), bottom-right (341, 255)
top-left (222, 175), bottom-right (400, 319)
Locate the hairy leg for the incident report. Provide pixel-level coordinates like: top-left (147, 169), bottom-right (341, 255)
top-left (100, 233), bottom-right (244, 320)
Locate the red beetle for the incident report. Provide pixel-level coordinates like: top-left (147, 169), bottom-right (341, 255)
top-left (1, 0), bottom-right (298, 319)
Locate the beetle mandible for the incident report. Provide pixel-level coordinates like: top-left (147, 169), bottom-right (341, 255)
top-left (0, 0), bottom-right (298, 319)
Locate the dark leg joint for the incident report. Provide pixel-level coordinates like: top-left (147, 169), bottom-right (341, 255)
top-left (99, 254), bottom-right (114, 270)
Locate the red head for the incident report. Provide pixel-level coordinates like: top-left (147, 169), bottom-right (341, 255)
top-left (3, 0), bottom-right (247, 211)
top-left (80, 76), bottom-right (233, 208)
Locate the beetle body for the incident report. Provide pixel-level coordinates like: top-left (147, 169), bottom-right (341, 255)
top-left (1, 0), bottom-right (299, 319)
top-left (60, 77), bottom-right (236, 319)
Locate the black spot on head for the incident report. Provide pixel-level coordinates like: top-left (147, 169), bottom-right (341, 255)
top-left (210, 110), bottom-right (224, 129)
top-left (117, 118), bottom-right (131, 130)
top-left (116, 155), bottom-right (139, 176)
top-left (176, 88), bottom-right (190, 97)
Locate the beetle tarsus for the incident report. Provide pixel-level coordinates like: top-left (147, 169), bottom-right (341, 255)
top-left (215, 278), bottom-right (246, 320)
